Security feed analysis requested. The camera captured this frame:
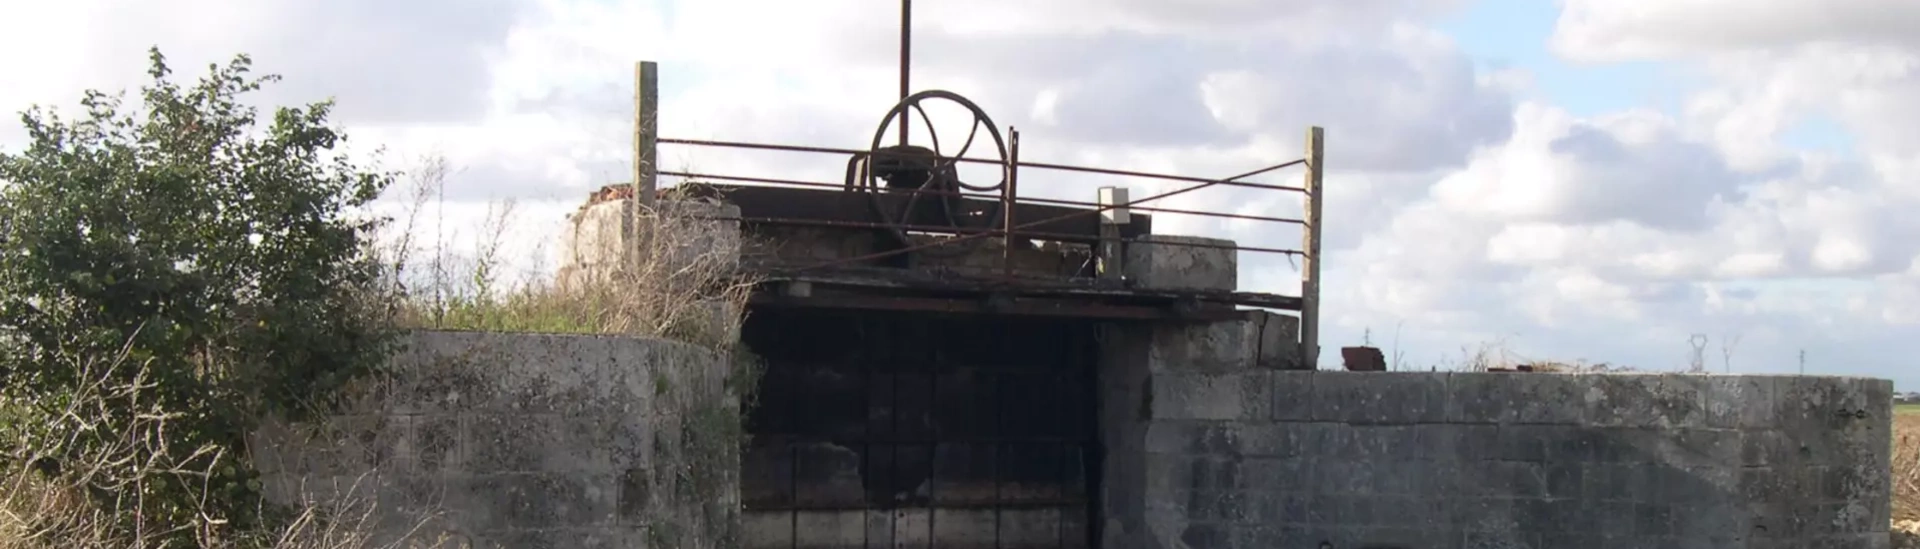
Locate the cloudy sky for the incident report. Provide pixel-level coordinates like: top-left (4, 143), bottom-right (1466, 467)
top-left (1, 0), bottom-right (1916, 387)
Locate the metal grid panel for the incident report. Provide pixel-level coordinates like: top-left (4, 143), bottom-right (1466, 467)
top-left (742, 308), bottom-right (1099, 549)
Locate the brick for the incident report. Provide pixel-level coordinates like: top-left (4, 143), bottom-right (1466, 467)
top-left (1147, 320), bottom-right (1251, 374)
top-left (458, 473), bottom-right (615, 529)
top-left (1446, 372), bottom-right (1584, 425)
top-left (1240, 458), bottom-right (1310, 491)
top-left (1144, 422), bottom-right (1242, 456)
top-left (467, 413), bottom-right (614, 474)
top-left (1144, 453), bottom-right (1195, 496)
top-left (1177, 522), bottom-right (1230, 549)
top-left (1125, 235), bottom-right (1237, 292)
top-left (1492, 425), bottom-right (1557, 462)
top-left (1460, 528), bottom-right (1534, 549)
top-left (1419, 424), bottom-right (1495, 462)
top-left (1150, 372), bottom-right (1272, 420)
top-left (1271, 370), bottom-right (1315, 421)
top-left (1584, 375), bottom-right (1708, 428)
top-left (1237, 424), bottom-right (1313, 458)
top-left (1245, 311), bottom-right (1303, 370)
top-left (1188, 458), bottom-right (1242, 492)
top-left (1310, 372), bottom-right (1449, 424)
top-left (1740, 430), bottom-right (1795, 467)
top-left (1704, 376), bottom-right (1777, 429)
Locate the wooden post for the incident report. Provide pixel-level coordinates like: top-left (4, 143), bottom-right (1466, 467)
top-left (633, 61), bottom-right (659, 209)
top-left (1300, 126), bottom-right (1325, 370)
top-left (631, 61), bottom-right (659, 269)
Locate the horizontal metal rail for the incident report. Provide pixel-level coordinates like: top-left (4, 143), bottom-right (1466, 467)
top-left (692, 215), bottom-right (1304, 257)
top-left (661, 169), bottom-right (1307, 226)
top-left (659, 137), bottom-right (1307, 193)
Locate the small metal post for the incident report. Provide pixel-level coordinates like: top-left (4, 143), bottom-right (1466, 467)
top-left (1300, 126), bottom-right (1324, 370)
top-left (1097, 187), bottom-right (1129, 281)
top-left (630, 61), bottom-right (660, 272)
top-left (1004, 127), bottom-right (1020, 278)
top-left (898, 0), bottom-right (912, 146)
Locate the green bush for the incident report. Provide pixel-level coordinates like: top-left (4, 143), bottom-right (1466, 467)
top-left (0, 48), bottom-right (397, 546)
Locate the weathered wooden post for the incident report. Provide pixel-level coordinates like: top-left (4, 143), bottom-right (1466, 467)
top-left (630, 61), bottom-right (659, 270)
top-left (1300, 126), bottom-right (1325, 370)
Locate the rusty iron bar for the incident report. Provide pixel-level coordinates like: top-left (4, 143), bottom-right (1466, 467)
top-left (661, 170), bottom-right (851, 190)
top-left (658, 169), bottom-right (1306, 226)
top-left (1017, 196), bottom-right (1303, 225)
top-left (656, 137), bottom-right (1309, 193)
top-left (1005, 128), bottom-right (1020, 278)
top-left (898, 0), bottom-right (911, 147)
top-left (798, 162), bottom-right (1289, 270)
top-left (1015, 158), bottom-right (1307, 192)
top-left (701, 214), bottom-right (1302, 255)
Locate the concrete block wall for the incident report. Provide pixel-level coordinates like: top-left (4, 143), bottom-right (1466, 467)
top-left (251, 330), bottom-right (741, 549)
top-left (1123, 235), bottom-right (1237, 291)
top-left (1117, 357), bottom-right (1894, 548)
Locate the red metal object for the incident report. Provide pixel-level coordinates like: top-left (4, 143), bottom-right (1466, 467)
top-left (1341, 347), bottom-right (1387, 372)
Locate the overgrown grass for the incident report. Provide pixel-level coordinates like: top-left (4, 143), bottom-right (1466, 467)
top-left (1898, 403), bottom-right (1920, 415)
top-left (1430, 337), bottom-right (1640, 373)
top-left (0, 338), bottom-right (448, 549)
top-left (1899, 412), bottom-right (1917, 547)
top-left (375, 159), bottom-right (753, 351)
top-left (1897, 414), bottom-right (1918, 523)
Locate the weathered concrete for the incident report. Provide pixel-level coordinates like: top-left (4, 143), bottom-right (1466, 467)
top-left (1123, 235), bottom-right (1237, 292)
top-left (251, 330), bottom-right (741, 549)
top-left (1102, 317), bottom-right (1896, 549)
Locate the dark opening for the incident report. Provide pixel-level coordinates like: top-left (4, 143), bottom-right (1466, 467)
top-left (740, 307), bottom-right (1102, 549)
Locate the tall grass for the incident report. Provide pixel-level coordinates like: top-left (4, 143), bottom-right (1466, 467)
top-left (1897, 414), bottom-right (1918, 522)
top-left (0, 335), bottom-right (448, 549)
top-left (376, 157), bottom-right (753, 350)
top-left (1435, 338), bottom-right (1638, 373)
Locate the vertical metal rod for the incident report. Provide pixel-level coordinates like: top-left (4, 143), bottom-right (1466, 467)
top-left (926, 327), bottom-right (939, 546)
top-left (788, 362), bottom-right (800, 549)
top-left (888, 320), bottom-right (903, 545)
top-left (1055, 370), bottom-right (1068, 549)
top-left (898, 0), bottom-right (912, 147)
top-left (1300, 126), bottom-right (1325, 371)
top-left (788, 444), bottom-right (799, 549)
top-left (1003, 128), bottom-right (1020, 278)
top-left (992, 359), bottom-right (1003, 549)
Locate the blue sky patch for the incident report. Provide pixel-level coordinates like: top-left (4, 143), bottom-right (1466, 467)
top-left (1439, 0), bottom-right (1688, 117)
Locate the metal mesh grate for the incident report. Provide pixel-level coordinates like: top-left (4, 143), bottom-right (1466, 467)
top-left (741, 308), bottom-right (1099, 549)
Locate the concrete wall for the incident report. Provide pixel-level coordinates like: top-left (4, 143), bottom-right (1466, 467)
top-left (251, 330), bottom-right (742, 549)
top-left (1102, 318), bottom-right (1895, 549)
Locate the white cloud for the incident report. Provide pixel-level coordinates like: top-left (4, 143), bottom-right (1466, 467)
top-left (1, 0), bottom-right (1915, 387)
top-left (1552, 0), bottom-right (1920, 62)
